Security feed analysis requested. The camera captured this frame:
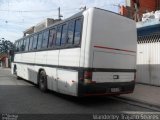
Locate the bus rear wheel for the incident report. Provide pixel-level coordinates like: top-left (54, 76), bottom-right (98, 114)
top-left (39, 70), bottom-right (48, 92)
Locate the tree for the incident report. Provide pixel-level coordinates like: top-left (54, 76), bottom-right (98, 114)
top-left (0, 38), bottom-right (14, 54)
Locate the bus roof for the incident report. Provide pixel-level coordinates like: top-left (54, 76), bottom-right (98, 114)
top-left (15, 7), bottom-right (132, 42)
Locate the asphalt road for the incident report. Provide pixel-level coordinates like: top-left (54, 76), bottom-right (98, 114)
top-left (0, 68), bottom-right (155, 114)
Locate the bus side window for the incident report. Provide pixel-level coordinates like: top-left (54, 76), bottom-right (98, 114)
top-left (32, 35), bottom-right (38, 50)
top-left (14, 42), bottom-right (17, 52)
top-left (23, 39), bottom-right (27, 51)
top-left (55, 25), bottom-right (62, 46)
top-left (42, 30), bottom-right (49, 49)
top-left (18, 41), bottom-right (22, 52)
top-left (74, 19), bottom-right (82, 45)
top-left (37, 33), bottom-right (43, 50)
top-left (61, 24), bottom-right (68, 46)
top-left (18, 40), bottom-right (21, 52)
top-left (16, 42), bottom-right (19, 52)
top-left (29, 36), bottom-right (34, 51)
top-left (20, 39), bottom-right (24, 51)
top-left (48, 28), bottom-right (56, 48)
top-left (67, 20), bottom-right (75, 45)
top-left (25, 38), bottom-right (30, 51)
top-left (17, 40), bottom-right (20, 52)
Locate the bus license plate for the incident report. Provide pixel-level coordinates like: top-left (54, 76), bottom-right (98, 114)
top-left (111, 88), bottom-right (120, 92)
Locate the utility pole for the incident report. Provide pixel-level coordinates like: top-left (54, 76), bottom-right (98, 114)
top-left (58, 7), bottom-right (63, 20)
top-left (80, 6), bottom-right (86, 11)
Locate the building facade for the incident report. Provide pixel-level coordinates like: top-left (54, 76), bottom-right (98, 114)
top-left (0, 53), bottom-right (9, 68)
top-left (136, 8), bottom-right (160, 86)
top-left (120, 0), bottom-right (160, 21)
top-left (137, 23), bottom-right (160, 86)
top-left (119, 0), bottom-right (160, 86)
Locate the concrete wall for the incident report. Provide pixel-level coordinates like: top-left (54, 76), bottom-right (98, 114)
top-left (0, 57), bottom-right (10, 68)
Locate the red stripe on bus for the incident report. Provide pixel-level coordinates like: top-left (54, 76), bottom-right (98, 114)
top-left (94, 46), bottom-right (136, 53)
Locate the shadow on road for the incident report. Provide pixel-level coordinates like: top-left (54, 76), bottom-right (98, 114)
top-left (47, 90), bottom-right (117, 106)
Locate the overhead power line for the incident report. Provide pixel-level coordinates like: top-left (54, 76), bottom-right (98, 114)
top-left (0, 8), bottom-right (79, 13)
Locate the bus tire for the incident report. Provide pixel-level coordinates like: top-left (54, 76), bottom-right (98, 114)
top-left (39, 70), bottom-right (48, 92)
top-left (17, 76), bottom-right (21, 80)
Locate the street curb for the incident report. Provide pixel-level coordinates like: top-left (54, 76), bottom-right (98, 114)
top-left (116, 96), bottom-right (160, 111)
top-left (136, 82), bottom-right (160, 88)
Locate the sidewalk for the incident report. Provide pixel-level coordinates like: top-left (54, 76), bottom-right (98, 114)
top-left (119, 83), bottom-right (160, 109)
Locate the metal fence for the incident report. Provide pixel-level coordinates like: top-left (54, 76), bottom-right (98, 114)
top-left (137, 33), bottom-right (160, 86)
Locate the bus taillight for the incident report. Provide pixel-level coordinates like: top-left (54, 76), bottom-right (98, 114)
top-left (84, 71), bottom-right (93, 84)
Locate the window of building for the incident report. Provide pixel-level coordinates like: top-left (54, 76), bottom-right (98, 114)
top-left (29, 36), bottom-right (33, 51)
top-left (61, 24), bottom-right (68, 45)
top-left (55, 26), bottom-right (62, 46)
top-left (48, 28), bottom-right (56, 48)
top-left (32, 35), bottom-right (38, 50)
top-left (42, 30), bottom-right (49, 48)
top-left (67, 21), bottom-right (75, 45)
top-left (74, 19), bottom-right (82, 45)
top-left (37, 33), bottom-right (43, 49)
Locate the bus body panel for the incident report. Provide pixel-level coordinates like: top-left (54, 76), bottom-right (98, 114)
top-left (27, 64), bottom-right (37, 84)
top-left (14, 54), bottom-right (21, 62)
top-left (59, 48), bottom-right (81, 67)
top-left (35, 51), bottom-right (47, 64)
top-left (79, 10), bottom-right (89, 68)
top-left (83, 8), bottom-right (137, 84)
top-left (57, 69), bottom-right (78, 96)
top-left (90, 8), bottom-right (137, 55)
top-left (92, 72), bottom-right (134, 83)
top-left (82, 9), bottom-right (93, 68)
top-left (92, 51), bottom-right (135, 69)
top-left (46, 50), bottom-right (59, 65)
top-left (21, 52), bottom-right (35, 63)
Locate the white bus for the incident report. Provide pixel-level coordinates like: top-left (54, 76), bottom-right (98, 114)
top-left (11, 8), bottom-right (137, 97)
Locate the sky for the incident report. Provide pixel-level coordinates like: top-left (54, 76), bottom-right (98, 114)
top-left (0, 0), bottom-right (125, 42)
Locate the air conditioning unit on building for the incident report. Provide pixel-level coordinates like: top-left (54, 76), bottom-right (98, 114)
top-left (125, 0), bottom-right (131, 7)
top-left (23, 18), bottom-right (61, 36)
top-left (155, 10), bottom-right (160, 20)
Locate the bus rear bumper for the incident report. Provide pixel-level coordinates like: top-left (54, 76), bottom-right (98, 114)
top-left (78, 81), bottom-right (135, 97)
